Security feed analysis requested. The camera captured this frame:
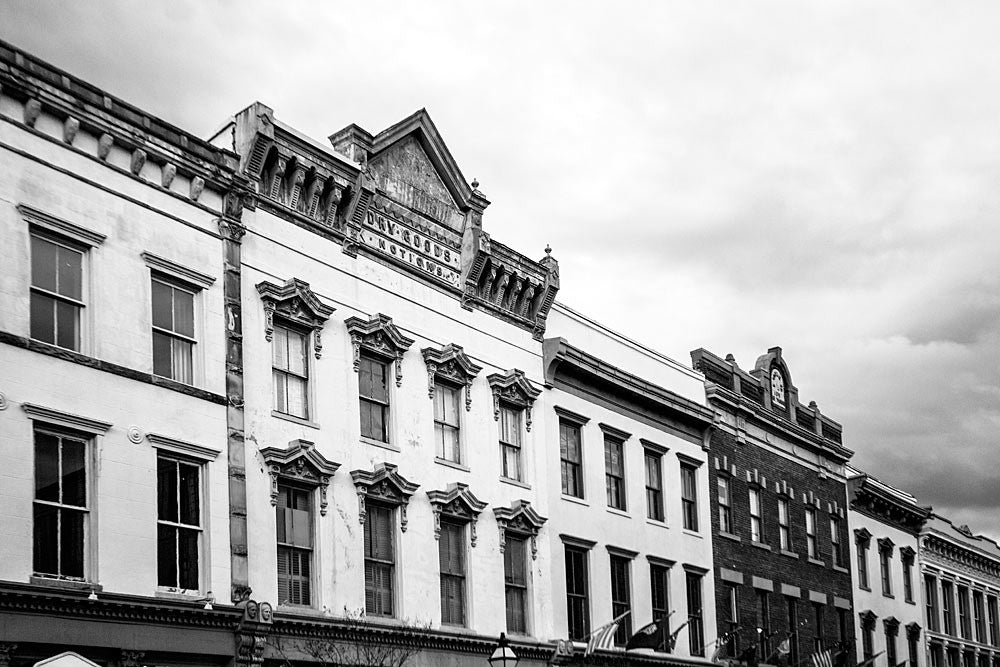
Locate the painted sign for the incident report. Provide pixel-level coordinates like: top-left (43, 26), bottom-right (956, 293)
top-left (362, 209), bottom-right (461, 287)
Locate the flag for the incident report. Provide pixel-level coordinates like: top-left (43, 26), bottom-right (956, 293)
top-left (665, 620), bottom-right (690, 652)
top-left (585, 612), bottom-right (629, 656)
top-left (710, 629), bottom-right (740, 663)
top-left (777, 639), bottom-right (791, 656)
top-left (810, 649), bottom-right (834, 667)
top-left (856, 651), bottom-right (885, 667)
top-left (626, 618), bottom-right (667, 651)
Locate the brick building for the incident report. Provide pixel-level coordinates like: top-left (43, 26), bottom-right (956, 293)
top-left (690, 347), bottom-right (856, 666)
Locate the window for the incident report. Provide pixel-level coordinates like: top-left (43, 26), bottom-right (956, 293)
top-left (151, 275), bottom-right (196, 384)
top-left (830, 517), bottom-right (844, 568)
top-left (942, 580), bottom-right (955, 636)
top-left (365, 504), bottom-right (395, 616)
top-left (988, 595), bottom-right (998, 646)
top-left (605, 435), bottom-right (626, 511)
top-left (686, 572), bottom-right (704, 656)
top-left (778, 498), bottom-right (790, 550)
top-left (645, 450), bottom-right (664, 521)
top-left (680, 463), bottom-right (698, 531)
top-left (757, 590), bottom-right (772, 657)
top-left (157, 453), bottom-right (201, 590)
top-left (439, 520), bottom-right (466, 626)
top-left (787, 597), bottom-right (800, 667)
top-left (30, 231), bottom-right (85, 351)
top-left (565, 546), bottom-right (590, 641)
top-left (560, 420), bottom-right (583, 498)
top-left (505, 534), bottom-right (528, 634)
top-left (958, 585), bottom-right (971, 639)
top-left (857, 537), bottom-right (870, 589)
top-left (610, 555), bottom-right (632, 645)
top-left (886, 623), bottom-right (898, 667)
top-left (33, 426), bottom-right (88, 579)
top-left (650, 562), bottom-right (671, 631)
top-left (862, 616), bottom-right (875, 660)
top-left (434, 381), bottom-right (462, 463)
top-left (880, 545), bottom-right (893, 596)
top-left (908, 627), bottom-right (920, 667)
top-left (903, 551), bottom-right (915, 603)
top-left (805, 509), bottom-right (818, 559)
top-left (931, 645), bottom-right (943, 667)
top-left (718, 477), bottom-right (733, 534)
top-left (499, 405), bottom-right (524, 481)
top-left (814, 604), bottom-right (825, 652)
top-left (974, 592), bottom-right (986, 643)
top-left (359, 353), bottom-right (390, 441)
top-left (926, 575), bottom-right (940, 633)
top-left (724, 585), bottom-right (740, 656)
top-left (273, 324), bottom-right (310, 420)
top-left (276, 484), bottom-right (313, 606)
top-left (749, 488), bottom-right (763, 543)
top-left (837, 608), bottom-right (848, 647)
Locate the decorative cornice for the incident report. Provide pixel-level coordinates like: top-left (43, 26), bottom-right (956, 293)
top-left (142, 251), bottom-right (216, 289)
top-left (18, 204), bottom-right (106, 247)
top-left (146, 433), bottom-right (220, 461)
top-left (256, 279), bottom-right (335, 357)
top-left (421, 343), bottom-right (482, 409)
top-left (259, 439), bottom-right (340, 516)
top-left (350, 463), bottom-right (419, 531)
top-left (345, 313), bottom-right (415, 386)
top-left (21, 403), bottom-right (112, 434)
top-left (487, 368), bottom-right (541, 431)
top-left (849, 475), bottom-right (931, 534)
top-left (493, 499), bottom-right (547, 559)
top-left (426, 483), bottom-right (488, 546)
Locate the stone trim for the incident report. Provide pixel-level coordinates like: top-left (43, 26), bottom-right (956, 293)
top-left (426, 482), bottom-right (487, 545)
top-left (257, 279), bottom-right (335, 358)
top-left (18, 203), bottom-right (107, 247)
top-left (487, 369), bottom-right (541, 430)
top-left (682, 563), bottom-right (710, 576)
top-left (350, 463), bottom-right (419, 530)
top-left (606, 545), bottom-right (639, 559)
top-left (142, 251), bottom-right (216, 288)
top-left (260, 439), bottom-right (340, 516)
top-left (21, 403), bottom-right (112, 434)
top-left (647, 555), bottom-right (676, 569)
top-left (494, 499), bottom-right (546, 559)
top-left (719, 568), bottom-right (743, 584)
top-left (640, 438), bottom-right (669, 454)
top-left (676, 452), bottom-right (704, 468)
top-left (752, 576), bottom-right (774, 591)
top-left (808, 590), bottom-right (828, 604)
top-left (834, 596), bottom-right (852, 609)
top-left (421, 344), bottom-right (482, 409)
top-left (780, 584), bottom-right (801, 598)
top-left (146, 433), bottom-right (220, 461)
top-left (345, 313), bottom-right (414, 385)
top-left (553, 405), bottom-right (590, 426)
top-left (560, 534), bottom-right (597, 549)
top-left (598, 422), bottom-right (632, 442)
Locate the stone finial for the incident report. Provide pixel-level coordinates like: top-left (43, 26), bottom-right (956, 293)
top-left (544, 244), bottom-right (552, 256)
top-left (471, 178), bottom-right (480, 190)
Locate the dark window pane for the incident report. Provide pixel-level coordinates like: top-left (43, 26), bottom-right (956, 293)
top-left (152, 279), bottom-right (173, 330)
top-left (30, 292), bottom-right (55, 343)
top-left (60, 438), bottom-right (87, 507)
top-left (33, 503), bottom-right (59, 575)
top-left (178, 462), bottom-right (200, 525)
top-left (34, 431), bottom-right (60, 502)
top-left (153, 332), bottom-right (173, 378)
top-left (58, 246), bottom-right (82, 300)
top-left (172, 287), bottom-right (195, 337)
top-left (178, 527), bottom-right (199, 589)
top-left (61, 508), bottom-right (85, 578)
top-left (31, 235), bottom-right (58, 291)
top-left (158, 523), bottom-right (177, 586)
top-left (158, 457), bottom-right (178, 522)
top-left (55, 300), bottom-right (79, 350)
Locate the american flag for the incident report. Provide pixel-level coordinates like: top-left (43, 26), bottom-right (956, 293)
top-left (585, 612), bottom-right (629, 656)
top-left (811, 649), bottom-right (834, 667)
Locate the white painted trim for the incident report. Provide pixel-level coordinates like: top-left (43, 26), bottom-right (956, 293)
top-left (142, 251), bottom-right (216, 288)
top-left (21, 403), bottom-right (112, 434)
top-left (146, 433), bottom-right (220, 460)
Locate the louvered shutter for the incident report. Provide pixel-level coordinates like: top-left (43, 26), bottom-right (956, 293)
top-left (277, 546), bottom-right (290, 604)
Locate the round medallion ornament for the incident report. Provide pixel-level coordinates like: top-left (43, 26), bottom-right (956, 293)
top-left (127, 426), bottom-right (144, 444)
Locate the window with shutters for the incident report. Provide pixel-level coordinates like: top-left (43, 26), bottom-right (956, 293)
top-left (359, 353), bottom-right (390, 442)
top-left (499, 405), bottom-right (524, 482)
top-left (434, 381), bottom-right (462, 463)
top-left (718, 476), bottom-right (733, 534)
top-left (505, 534), bottom-right (529, 634)
top-left (749, 488), bottom-right (763, 543)
top-left (565, 545), bottom-right (590, 641)
top-left (365, 503), bottom-right (395, 616)
top-left (560, 420), bottom-right (583, 498)
top-left (439, 520), bottom-right (466, 626)
top-left (680, 463), bottom-right (699, 531)
top-left (686, 571), bottom-right (705, 656)
top-left (610, 555), bottom-right (632, 645)
top-left (30, 230), bottom-right (87, 351)
top-left (805, 508), bottom-right (818, 559)
top-left (778, 498), bottom-right (790, 550)
top-left (151, 274), bottom-right (197, 385)
top-left (33, 426), bottom-right (89, 580)
top-left (604, 435), bottom-right (626, 511)
top-left (157, 453), bottom-right (202, 590)
top-left (273, 324), bottom-right (310, 420)
top-left (645, 449), bottom-right (664, 521)
top-left (276, 484), bottom-right (313, 606)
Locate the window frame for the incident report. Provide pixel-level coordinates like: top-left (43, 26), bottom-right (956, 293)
top-left (604, 434), bottom-right (626, 511)
top-left (272, 322), bottom-right (313, 421)
top-left (926, 574), bottom-right (940, 633)
top-left (805, 507), bottom-right (818, 559)
top-left (559, 418), bottom-right (584, 499)
top-left (644, 448), bottom-right (665, 522)
top-left (679, 460), bottom-right (699, 532)
top-left (749, 487), bottom-right (763, 544)
top-left (433, 379), bottom-right (463, 464)
top-left (156, 451), bottom-right (204, 591)
top-left (880, 543), bottom-right (894, 597)
top-left (364, 502), bottom-right (397, 617)
top-left (150, 272), bottom-right (199, 385)
top-left (29, 228), bottom-right (88, 352)
top-left (565, 544), bottom-right (591, 641)
top-left (498, 403), bottom-right (525, 482)
top-left (609, 553), bottom-right (633, 646)
top-left (504, 533), bottom-right (530, 635)
top-left (686, 570), bottom-right (705, 656)
top-left (275, 482), bottom-right (315, 607)
top-left (358, 351), bottom-right (392, 442)
top-left (438, 518), bottom-right (467, 626)
top-left (778, 497), bottom-right (791, 550)
top-left (857, 536), bottom-right (871, 590)
top-left (830, 516), bottom-right (844, 568)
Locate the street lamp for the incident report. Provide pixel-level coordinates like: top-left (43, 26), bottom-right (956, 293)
top-left (488, 633), bottom-right (519, 667)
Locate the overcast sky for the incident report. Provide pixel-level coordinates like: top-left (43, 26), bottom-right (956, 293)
top-left (3, 1), bottom-right (998, 539)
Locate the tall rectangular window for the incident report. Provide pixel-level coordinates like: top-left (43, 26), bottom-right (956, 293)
top-left (880, 547), bottom-right (893, 596)
top-left (680, 464), bottom-right (698, 531)
top-left (974, 592), bottom-right (985, 643)
top-left (359, 353), bottom-right (389, 441)
top-left (837, 608), bottom-right (848, 647)
top-left (805, 509), bottom-right (818, 559)
top-left (439, 520), bottom-right (466, 626)
top-left (926, 575), bottom-right (940, 633)
top-left (787, 597), bottom-right (800, 667)
top-left (151, 275), bottom-right (196, 384)
top-left (276, 484), bottom-right (313, 606)
top-left (364, 504), bottom-right (395, 616)
top-left (987, 595), bottom-right (998, 646)
top-left (273, 324), bottom-right (310, 420)
top-left (778, 498), bottom-right (790, 550)
top-left (499, 406), bottom-right (524, 481)
top-left (645, 450), bottom-right (664, 521)
top-left (749, 488), bottom-right (763, 543)
top-left (504, 534), bottom-right (528, 634)
top-left (958, 586), bottom-right (971, 639)
top-left (718, 477), bottom-right (733, 534)
top-left (903, 554), bottom-right (915, 603)
top-left (725, 585), bottom-right (740, 656)
top-left (30, 231), bottom-right (84, 351)
top-left (830, 517), bottom-right (844, 568)
top-left (862, 621), bottom-right (874, 660)
top-left (604, 435), bottom-right (626, 511)
top-left (434, 382), bottom-right (461, 463)
top-left (908, 630), bottom-right (920, 667)
top-left (857, 540), bottom-right (870, 589)
top-left (650, 562), bottom-right (670, 626)
top-left (814, 604), bottom-right (825, 652)
top-left (560, 420), bottom-right (583, 498)
top-left (686, 572), bottom-right (704, 656)
top-left (942, 580), bottom-right (955, 636)
top-left (610, 555), bottom-right (632, 645)
top-left (157, 453), bottom-right (201, 590)
top-left (757, 590), bottom-right (772, 658)
top-left (565, 546), bottom-right (590, 641)
top-left (33, 427), bottom-right (88, 579)
top-left (886, 626), bottom-right (898, 667)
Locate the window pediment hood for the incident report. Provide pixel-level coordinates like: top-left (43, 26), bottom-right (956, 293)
top-left (259, 439), bottom-right (340, 515)
top-left (345, 313), bottom-right (415, 385)
top-left (350, 463), bottom-right (419, 531)
top-left (488, 368), bottom-right (541, 430)
top-left (494, 499), bottom-right (547, 559)
top-left (855, 527), bottom-right (873, 543)
top-left (256, 278), bottom-right (335, 356)
top-left (427, 482), bottom-right (488, 545)
top-left (422, 343), bottom-right (482, 406)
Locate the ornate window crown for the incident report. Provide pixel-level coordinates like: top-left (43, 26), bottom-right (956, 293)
top-left (493, 499), bottom-right (547, 560)
top-left (256, 278), bottom-right (335, 358)
top-left (859, 609), bottom-right (878, 629)
top-left (487, 369), bottom-right (541, 431)
top-left (344, 313), bottom-right (415, 386)
top-left (855, 527), bottom-right (873, 544)
top-left (350, 463), bottom-right (419, 531)
top-left (426, 482), bottom-right (488, 546)
top-left (878, 537), bottom-right (896, 554)
top-left (259, 439), bottom-right (340, 515)
top-left (422, 343), bottom-right (482, 410)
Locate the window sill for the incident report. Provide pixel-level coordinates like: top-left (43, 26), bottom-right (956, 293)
top-left (30, 576), bottom-right (102, 592)
top-left (434, 457), bottom-right (469, 472)
top-left (275, 604), bottom-right (321, 616)
top-left (780, 549), bottom-right (800, 559)
top-left (362, 436), bottom-right (400, 452)
top-left (832, 564), bottom-right (849, 574)
top-left (882, 592), bottom-right (895, 599)
top-left (606, 507), bottom-right (631, 519)
top-left (561, 494), bottom-right (589, 507)
top-left (682, 529), bottom-right (703, 539)
top-left (904, 598), bottom-right (916, 605)
top-left (500, 476), bottom-right (531, 490)
top-left (717, 531), bottom-right (742, 543)
top-left (271, 410), bottom-right (320, 429)
top-left (859, 585), bottom-right (871, 592)
top-left (155, 589), bottom-right (205, 601)
top-left (807, 557), bottom-right (826, 567)
top-left (751, 541), bottom-right (772, 552)
top-left (646, 518), bottom-right (669, 530)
